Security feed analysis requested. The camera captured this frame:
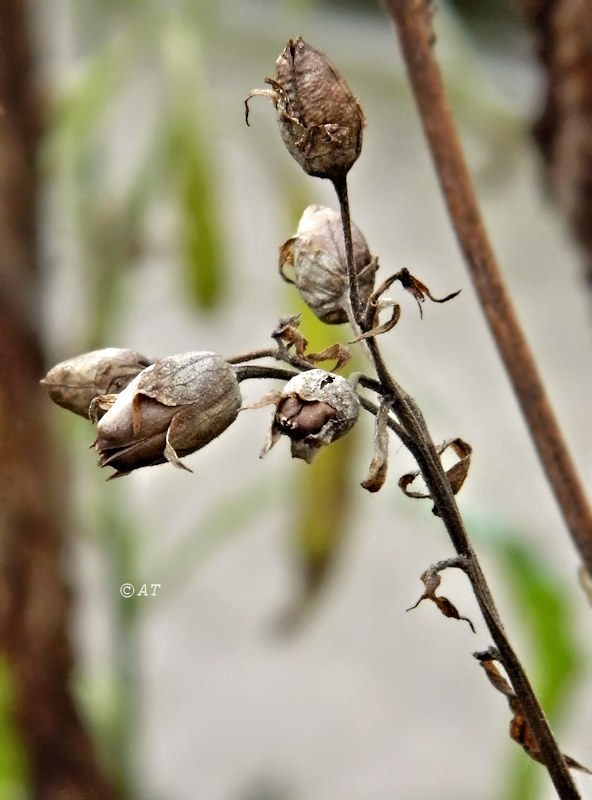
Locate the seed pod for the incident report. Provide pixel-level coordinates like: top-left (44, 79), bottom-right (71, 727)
top-left (280, 204), bottom-right (378, 324)
top-left (93, 352), bottom-right (241, 478)
top-left (263, 369), bottom-right (359, 463)
top-left (41, 348), bottom-right (153, 419)
top-left (246, 37), bottom-right (365, 181)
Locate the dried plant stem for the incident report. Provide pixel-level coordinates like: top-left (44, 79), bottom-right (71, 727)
top-left (384, 0), bottom-right (592, 575)
top-left (333, 175), bottom-right (362, 320)
top-left (334, 184), bottom-right (581, 796)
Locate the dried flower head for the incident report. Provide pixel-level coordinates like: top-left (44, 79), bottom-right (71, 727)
top-left (280, 205), bottom-right (378, 324)
top-left (246, 36), bottom-right (365, 181)
top-left (262, 369), bottom-right (359, 463)
top-left (93, 352), bottom-right (241, 478)
top-left (41, 348), bottom-right (153, 419)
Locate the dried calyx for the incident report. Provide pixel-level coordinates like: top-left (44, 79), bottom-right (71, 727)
top-left (41, 348), bottom-right (153, 419)
top-left (261, 368), bottom-right (360, 463)
top-left (91, 352), bottom-right (242, 478)
top-left (246, 36), bottom-right (365, 181)
top-left (280, 205), bottom-right (378, 324)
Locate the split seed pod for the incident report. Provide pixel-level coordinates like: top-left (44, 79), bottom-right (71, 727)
top-left (41, 348), bottom-right (153, 419)
top-left (262, 369), bottom-right (359, 463)
top-left (280, 204), bottom-right (378, 324)
top-left (246, 36), bottom-right (365, 181)
top-left (93, 352), bottom-right (241, 478)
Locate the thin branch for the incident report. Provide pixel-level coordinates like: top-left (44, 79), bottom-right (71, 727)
top-left (383, 0), bottom-right (592, 576)
top-left (332, 174), bottom-right (362, 323)
top-left (225, 348), bottom-right (279, 364)
top-left (234, 364), bottom-right (299, 383)
top-left (334, 175), bottom-right (581, 799)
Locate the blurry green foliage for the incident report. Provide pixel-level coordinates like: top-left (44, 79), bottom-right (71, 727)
top-left (473, 518), bottom-right (584, 800)
top-left (0, 660), bottom-right (28, 800)
top-left (44, 2), bottom-right (228, 337)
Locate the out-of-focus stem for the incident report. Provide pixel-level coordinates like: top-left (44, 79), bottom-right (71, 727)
top-left (384, 0), bottom-right (592, 577)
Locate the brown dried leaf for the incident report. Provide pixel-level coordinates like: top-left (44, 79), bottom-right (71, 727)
top-left (369, 268), bottom-right (460, 321)
top-left (361, 400), bottom-right (390, 493)
top-left (395, 268), bottom-right (461, 318)
top-left (306, 343), bottom-right (352, 371)
top-left (475, 650), bottom-right (592, 773)
top-left (272, 314), bottom-right (308, 357)
top-left (398, 438), bottom-right (472, 509)
top-left (350, 304), bottom-right (401, 342)
top-left (407, 557), bottom-right (475, 632)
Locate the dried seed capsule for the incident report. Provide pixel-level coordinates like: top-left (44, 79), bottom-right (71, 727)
top-left (263, 369), bottom-right (359, 463)
top-left (280, 204), bottom-right (377, 324)
top-left (93, 352), bottom-right (241, 478)
top-left (246, 37), bottom-right (365, 181)
top-left (41, 348), bottom-right (153, 419)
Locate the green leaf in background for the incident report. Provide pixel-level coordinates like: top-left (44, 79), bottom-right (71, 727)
top-left (163, 20), bottom-right (226, 310)
top-left (0, 659), bottom-right (28, 800)
top-left (472, 519), bottom-right (584, 800)
top-left (174, 122), bottom-right (226, 309)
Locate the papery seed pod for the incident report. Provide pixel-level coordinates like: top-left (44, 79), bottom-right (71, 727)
top-left (246, 37), bottom-right (365, 181)
top-left (263, 369), bottom-right (359, 463)
top-left (93, 352), bottom-right (241, 478)
top-left (41, 348), bottom-right (153, 419)
top-left (280, 205), bottom-right (378, 324)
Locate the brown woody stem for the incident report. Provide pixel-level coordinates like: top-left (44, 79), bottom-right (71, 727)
top-left (332, 11), bottom-right (581, 788)
top-left (333, 174), bottom-right (362, 323)
top-left (384, 0), bottom-right (592, 576)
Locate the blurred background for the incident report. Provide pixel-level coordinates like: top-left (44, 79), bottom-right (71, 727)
top-left (2, 0), bottom-right (592, 798)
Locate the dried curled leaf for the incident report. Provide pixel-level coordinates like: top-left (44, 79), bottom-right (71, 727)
top-left (399, 438), bottom-right (472, 513)
top-left (475, 649), bottom-right (592, 774)
top-left (407, 557), bottom-right (475, 632)
top-left (368, 268), bottom-right (460, 327)
top-left (306, 343), bottom-right (351, 372)
top-left (360, 399), bottom-right (390, 493)
top-left (272, 315), bottom-right (351, 370)
top-left (350, 304), bottom-right (401, 342)
top-left (273, 314), bottom-right (308, 357)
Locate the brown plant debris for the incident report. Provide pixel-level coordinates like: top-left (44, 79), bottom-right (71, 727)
top-left (360, 398), bottom-right (390, 492)
top-left (475, 648), bottom-right (592, 773)
top-left (272, 315), bottom-right (351, 370)
top-left (369, 268), bottom-right (460, 323)
top-left (399, 438), bottom-right (472, 514)
top-left (407, 556), bottom-right (475, 632)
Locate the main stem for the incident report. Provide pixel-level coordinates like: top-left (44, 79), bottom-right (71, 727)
top-left (333, 170), bottom-right (580, 796)
top-left (384, 0), bottom-right (592, 575)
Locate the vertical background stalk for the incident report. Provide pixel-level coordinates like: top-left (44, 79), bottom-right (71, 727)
top-left (383, 0), bottom-right (592, 574)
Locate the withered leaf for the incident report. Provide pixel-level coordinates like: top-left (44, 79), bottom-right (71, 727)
top-left (361, 399), bottom-right (390, 493)
top-left (351, 304), bottom-right (401, 342)
top-left (399, 438), bottom-right (472, 512)
top-left (475, 651), bottom-right (592, 774)
top-left (272, 314), bottom-right (308, 357)
top-left (395, 267), bottom-right (461, 318)
top-left (369, 268), bottom-right (460, 321)
top-left (306, 343), bottom-right (352, 372)
top-left (407, 557), bottom-right (475, 632)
